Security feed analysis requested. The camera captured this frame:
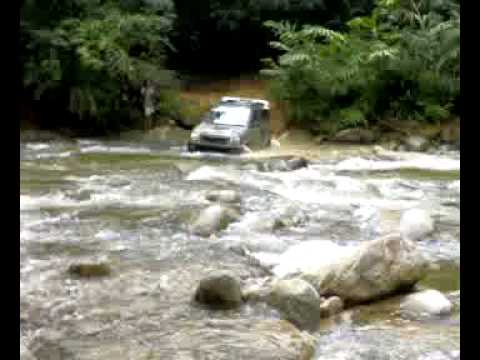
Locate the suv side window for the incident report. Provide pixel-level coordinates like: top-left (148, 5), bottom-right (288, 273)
top-left (250, 109), bottom-right (260, 127)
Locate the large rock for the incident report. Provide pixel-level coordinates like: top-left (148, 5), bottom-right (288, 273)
top-left (403, 135), bottom-right (430, 152)
top-left (332, 128), bottom-right (376, 144)
top-left (400, 289), bottom-right (452, 316)
top-left (205, 190), bottom-right (241, 203)
top-left (400, 209), bottom-right (435, 241)
top-left (267, 278), bottom-right (321, 331)
top-left (191, 205), bottom-right (240, 237)
top-left (194, 271), bottom-right (243, 308)
top-left (301, 234), bottom-right (428, 305)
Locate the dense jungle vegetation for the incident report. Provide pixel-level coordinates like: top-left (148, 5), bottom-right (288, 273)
top-left (20, 0), bottom-right (459, 135)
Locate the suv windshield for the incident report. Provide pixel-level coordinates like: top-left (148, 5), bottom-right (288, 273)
top-left (206, 106), bottom-right (251, 127)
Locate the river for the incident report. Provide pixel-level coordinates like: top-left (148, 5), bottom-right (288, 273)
top-left (20, 134), bottom-right (460, 359)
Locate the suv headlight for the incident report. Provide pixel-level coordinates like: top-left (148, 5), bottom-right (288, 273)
top-left (231, 134), bottom-right (240, 145)
top-left (191, 130), bottom-right (200, 141)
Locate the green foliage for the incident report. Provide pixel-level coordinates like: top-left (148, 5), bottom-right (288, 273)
top-left (170, 0), bottom-right (373, 72)
top-left (262, 0), bottom-right (460, 130)
top-left (21, 0), bottom-right (177, 134)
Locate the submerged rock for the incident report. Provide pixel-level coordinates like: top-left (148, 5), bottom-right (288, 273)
top-left (301, 234), bottom-right (428, 305)
top-left (319, 296), bottom-right (344, 318)
top-left (205, 190), bottom-right (241, 203)
top-left (267, 278), bottom-right (321, 331)
top-left (66, 189), bottom-right (93, 202)
top-left (191, 205), bottom-right (240, 237)
top-left (259, 157), bottom-right (308, 172)
top-left (400, 289), bottom-right (453, 316)
top-left (400, 209), bottom-right (435, 241)
top-left (68, 262), bottom-right (112, 278)
top-left (132, 319), bottom-right (316, 360)
top-left (273, 205), bottom-right (308, 230)
top-left (195, 271), bottom-right (243, 309)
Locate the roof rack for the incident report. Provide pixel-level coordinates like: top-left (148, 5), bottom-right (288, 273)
top-left (220, 96), bottom-right (270, 110)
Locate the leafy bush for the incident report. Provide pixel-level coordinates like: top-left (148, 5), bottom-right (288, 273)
top-left (21, 0), bottom-right (177, 134)
top-left (261, 0), bottom-right (459, 130)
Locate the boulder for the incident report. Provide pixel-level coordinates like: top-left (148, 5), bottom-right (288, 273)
top-left (205, 190), bottom-right (241, 203)
top-left (267, 278), bottom-right (321, 331)
top-left (403, 135), bottom-right (430, 152)
top-left (332, 128), bottom-right (376, 144)
top-left (400, 289), bottom-right (452, 316)
top-left (285, 157), bottom-right (309, 171)
top-left (319, 296), bottom-right (344, 318)
top-left (301, 234), bottom-right (428, 305)
top-left (194, 271), bottom-right (243, 309)
top-left (191, 205), bottom-right (240, 237)
top-left (400, 209), bottom-right (435, 241)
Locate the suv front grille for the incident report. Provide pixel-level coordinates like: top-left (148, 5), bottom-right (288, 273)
top-left (201, 135), bottom-right (229, 145)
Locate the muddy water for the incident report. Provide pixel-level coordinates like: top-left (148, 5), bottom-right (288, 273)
top-left (20, 136), bottom-right (460, 359)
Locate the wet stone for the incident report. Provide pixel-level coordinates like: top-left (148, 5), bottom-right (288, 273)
top-left (68, 263), bottom-right (112, 278)
top-left (195, 271), bottom-right (243, 309)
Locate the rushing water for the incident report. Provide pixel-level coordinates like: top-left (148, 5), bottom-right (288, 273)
top-left (20, 136), bottom-right (460, 359)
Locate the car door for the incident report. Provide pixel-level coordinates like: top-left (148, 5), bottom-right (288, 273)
top-left (247, 109), bottom-right (262, 149)
top-left (259, 109), bottom-right (271, 147)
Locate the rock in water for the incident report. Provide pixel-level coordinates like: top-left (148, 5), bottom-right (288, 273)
top-left (400, 209), bottom-right (435, 241)
top-left (319, 296), bottom-right (344, 318)
top-left (68, 262), bottom-right (111, 278)
top-left (191, 205), bottom-right (240, 237)
top-left (403, 135), bottom-right (430, 152)
top-left (267, 278), bottom-right (321, 331)
top-left (302, 234), bottom-right (428, 305)
top-left (400, 289), bottom-right (453, 316)
top-left (195, 271), bottom-right (243, 308)
top-left (285, 157), bottom-right (308, 171)
top-left (259, 157), bottom-right (308, 172)
top-left (205, 190), bottom-right (241, 203)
